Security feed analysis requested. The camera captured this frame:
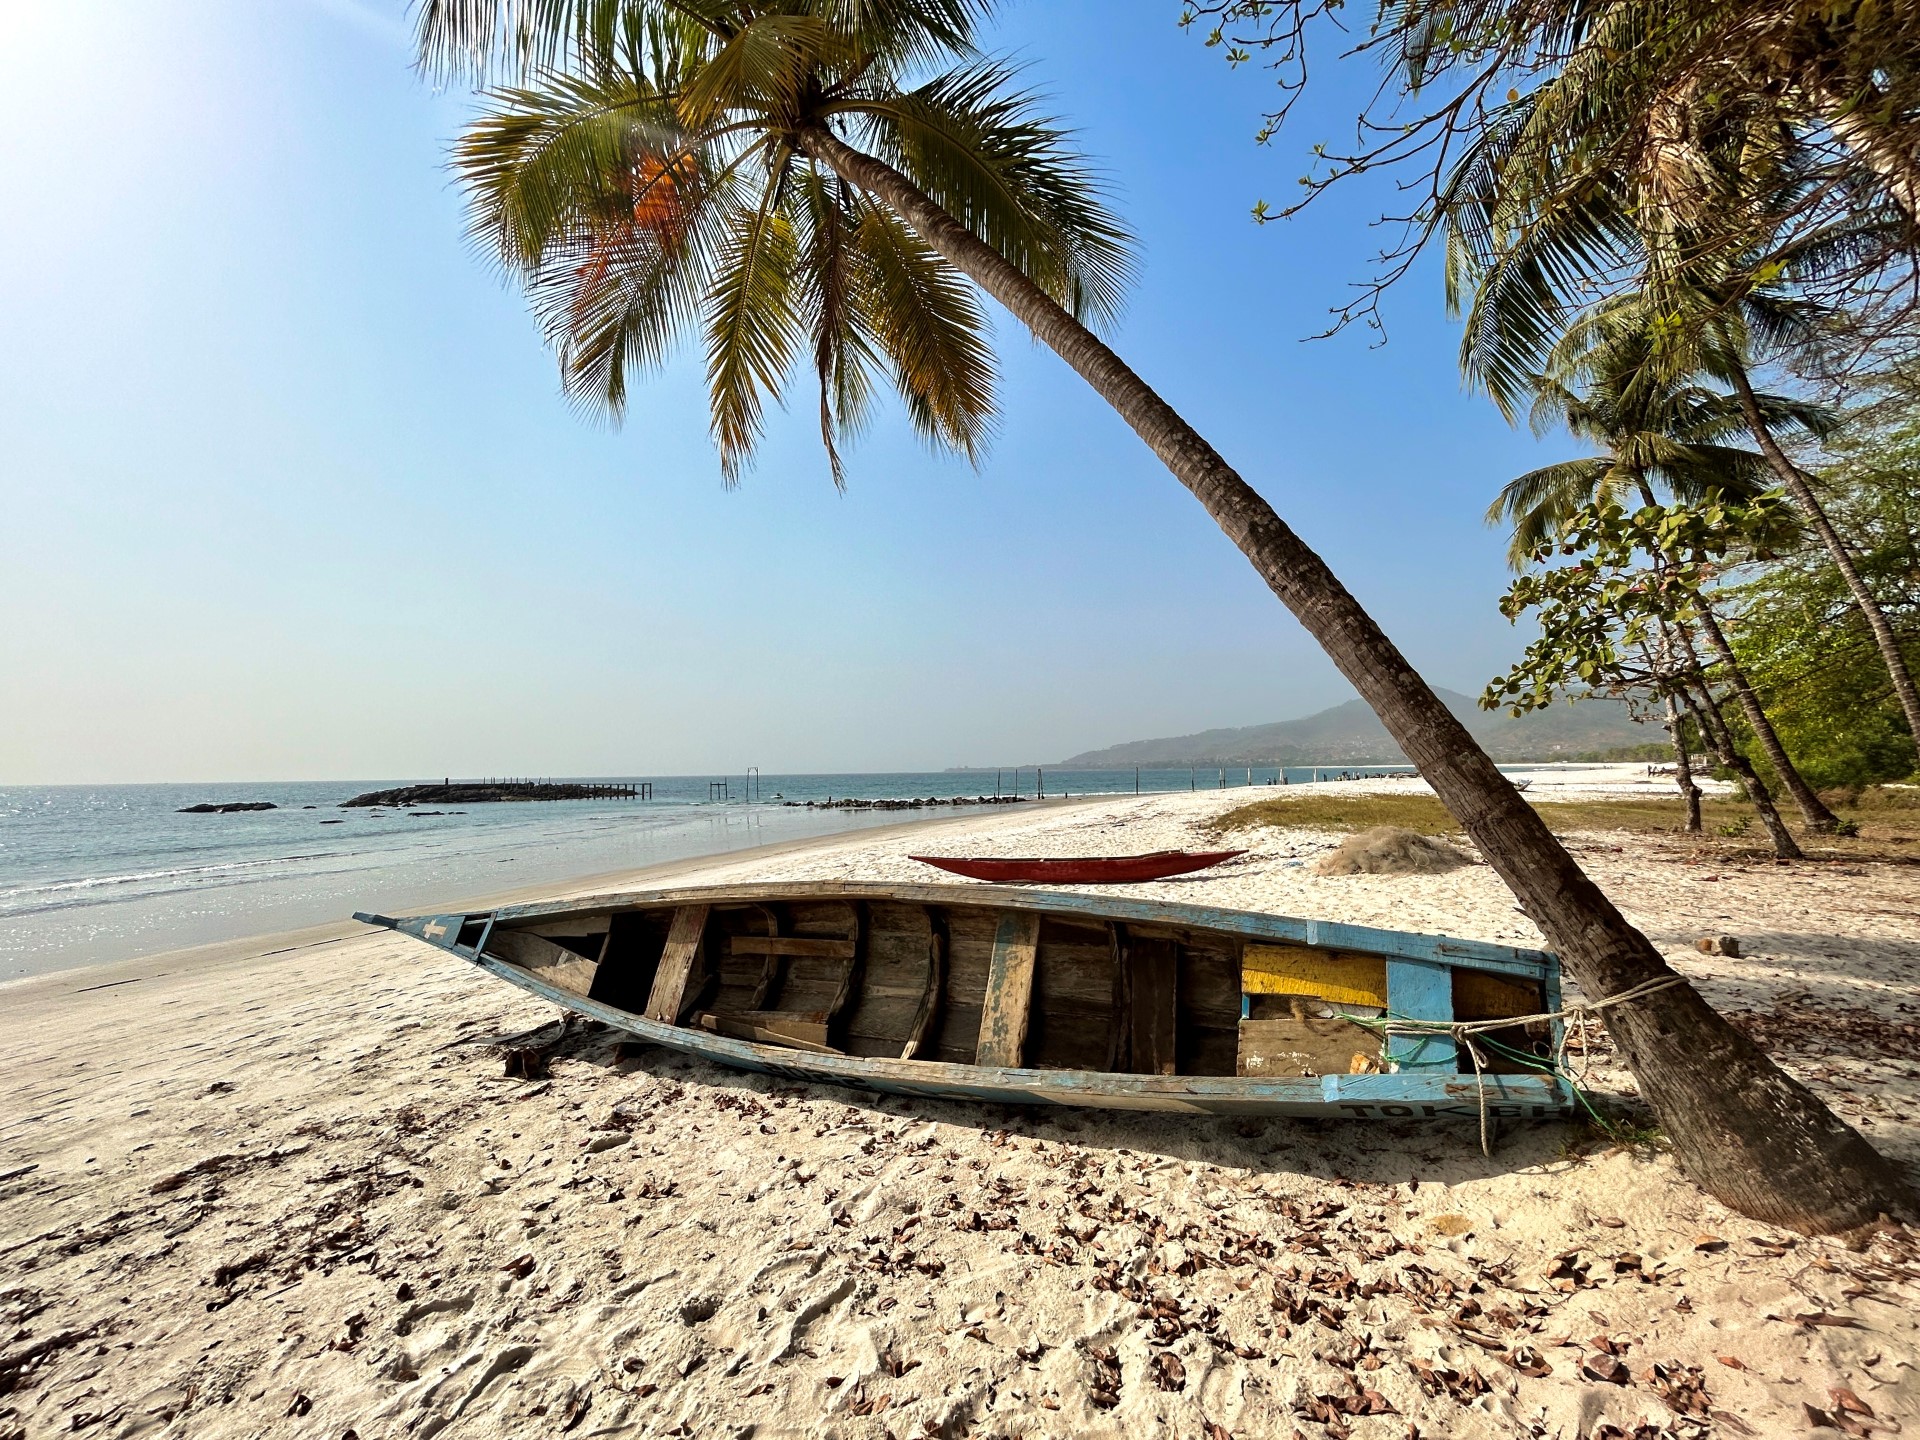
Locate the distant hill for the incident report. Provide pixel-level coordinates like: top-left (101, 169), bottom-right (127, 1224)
top-left (1058, 689), bottom-right (1651, 767)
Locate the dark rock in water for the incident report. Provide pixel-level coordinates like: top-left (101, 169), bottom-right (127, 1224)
top-left (178, 801), bottom-right (278, 814)
top-left (320, 819), bottom-right (345, 824)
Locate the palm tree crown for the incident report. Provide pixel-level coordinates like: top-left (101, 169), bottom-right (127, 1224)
top-left (427, 1), bottom-right (1132, 486)
top-left (1492, 293), bottom-right (1833, 565)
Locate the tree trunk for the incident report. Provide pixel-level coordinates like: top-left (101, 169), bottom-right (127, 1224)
top-left (798, 126), bottom-right (1915, 1231)
top-left (1680, 677), bottom-right (1802, 859)
top-left (1691, 601), bottom-right (1838, 831)
top-left (1808, 80), bottom-right (1920, 224)
top-left (1729, 364), bottom-right (1920, 768)
top-left (1663, 689), bottom-right (1703, 833)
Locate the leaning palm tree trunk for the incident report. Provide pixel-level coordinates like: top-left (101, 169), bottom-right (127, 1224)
top-left (1692, 603), bottom-right (1839, 830)
top-left (1727, 366), bottom-right (1920, 770)
top-left (1663, 691), bottom-right (1704, 833)
top-left (798, 125), bottom-right (1913, 1231)
top-left (1679, 676), bottom-right (1802, 859)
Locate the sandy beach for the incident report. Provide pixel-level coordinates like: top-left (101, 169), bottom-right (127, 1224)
top-left (5, 772), bottom-right (1918, 1439)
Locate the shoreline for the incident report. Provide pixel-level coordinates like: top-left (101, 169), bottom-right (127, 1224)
top-left (5, 779), bottom-right (1915, 1438)
top-left (0, 797), bottom-right (1109, 1001)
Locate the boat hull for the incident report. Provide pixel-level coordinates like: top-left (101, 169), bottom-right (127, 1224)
top-left (909, 850), bottom-right (1246, 883)
top-left (358, 881), bottom-right (1575, 1122)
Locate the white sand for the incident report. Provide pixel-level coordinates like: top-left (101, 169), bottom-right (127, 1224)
top-left (4, 773), bottom-right (1917, 1439)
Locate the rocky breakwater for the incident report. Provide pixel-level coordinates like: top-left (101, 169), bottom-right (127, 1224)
top-left (177, 801), bottom-right (278, 814)
top-left (341, 782), bottom-right (631, 808)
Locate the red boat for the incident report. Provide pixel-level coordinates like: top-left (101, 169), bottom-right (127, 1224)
top-left (909, 850), bottom-right (1247, 884)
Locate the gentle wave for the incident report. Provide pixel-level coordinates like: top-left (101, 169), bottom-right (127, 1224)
top-left (0, 849), bottom-right (361, 903)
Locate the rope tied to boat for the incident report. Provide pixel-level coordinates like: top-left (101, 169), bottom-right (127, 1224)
top-left (1360, 972), bottom-right (1692, 1157)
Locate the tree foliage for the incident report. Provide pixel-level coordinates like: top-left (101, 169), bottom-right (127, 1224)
top-left (1184, 0), bottom-right (1920, 353)
top-left (1484, 493), bottom-right (1793, 715)
top-left (427, 1), bottom-right (1133, 486)
top-left (1724, 386), bottom-right (1920, 784)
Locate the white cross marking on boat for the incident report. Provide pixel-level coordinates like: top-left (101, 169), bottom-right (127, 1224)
top-left (424, 921), bottom-right (448, 939)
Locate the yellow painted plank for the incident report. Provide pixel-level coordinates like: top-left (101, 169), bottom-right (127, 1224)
top-left (1241, 944), bottom-right (1387, 1009)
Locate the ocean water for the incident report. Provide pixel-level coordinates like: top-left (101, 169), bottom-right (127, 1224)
top-left (0, 766), bottom-right (1405, 980)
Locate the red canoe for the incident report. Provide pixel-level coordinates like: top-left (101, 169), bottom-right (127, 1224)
top-left (909, 850), bottom-right (1247, 884)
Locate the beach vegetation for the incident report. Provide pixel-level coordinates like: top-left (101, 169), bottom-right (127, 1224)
top-left (1723, 383), bottom-right (1920, 789)
top-left (1212, 785), bottom-right (1920, 857)
top-left (422, 0), bottom-right (1915, 1229)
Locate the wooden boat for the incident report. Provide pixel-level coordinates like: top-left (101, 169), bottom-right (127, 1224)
top-left (910, 850), bottom-right (1246, 883)
top-left (356, 882), bottom-right (1573, 1120)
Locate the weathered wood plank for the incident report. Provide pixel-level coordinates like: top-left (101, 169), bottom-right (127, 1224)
top-left (731, 935), bottom-right (859, 959)
top-left (901, 909), bottom-right (947, 1061)
top-left (487, 928), bottom-right (601, 997)
top-left (1237, 1014), bottom-right (1382, 1078)
top-left (643, 904), bottom-right (710, 1024)
top-left (825, 903), bottom-right (868, 1038)
top-left (745, 905), bottom-right (785, 1009)
top-left (1107, 924), bottom-right (1131, 1072)
top-left (1128, 936), bottom-right (1180, 1076)
top-left (695, 1011), bottom-right (837, 1053)
top-left (975, 911), bottom-right (1040, 1068)
top-left (1385, 958), bottom-right (1456, 1072)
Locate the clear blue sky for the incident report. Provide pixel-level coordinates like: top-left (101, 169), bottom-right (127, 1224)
top-left (0, 1), bottom-right (1568, 784)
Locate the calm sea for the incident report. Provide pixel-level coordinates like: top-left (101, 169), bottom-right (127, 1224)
top-left (0, 766), bottom-right (1403, 979)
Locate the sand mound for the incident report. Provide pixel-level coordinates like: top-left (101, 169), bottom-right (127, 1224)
top-left (1313, 824), bottom-right (1470, 875)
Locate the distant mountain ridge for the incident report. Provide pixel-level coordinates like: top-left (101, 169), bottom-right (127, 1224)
top-left (1059, 689), bottom-right (1649, 767)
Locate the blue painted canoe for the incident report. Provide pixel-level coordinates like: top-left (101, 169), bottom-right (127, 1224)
top-left (356, 881), bottom-right (1573, 1121)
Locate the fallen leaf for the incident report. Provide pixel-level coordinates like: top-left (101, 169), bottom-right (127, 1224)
top-left (1716, 1355), bottom-right (1748, 1370)
top-left (1581, 1352), bottom-right (1629, 1385)
top-left (1831, 1388), bottom-right (1875, 1418)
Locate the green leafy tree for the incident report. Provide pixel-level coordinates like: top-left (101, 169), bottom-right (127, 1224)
top-left (1488, 294), bottom-right (1842, 832)
top-left (1182, 0), bottom-right (1920, 344)
top-left (1487, 494), bottom-right (1808, 855)
top-left (1727, 384), bottom-right (1920, 785)
top-left (421, 0), bottom-right (1914, 1230)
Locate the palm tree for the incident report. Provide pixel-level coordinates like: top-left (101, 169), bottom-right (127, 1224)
top-left (1492, 296), bottom-right (1842, 835)
top-left (1442, 82), bottom-right (1920, 776)
top-left (420, 0), bottom-right (1914, 1230)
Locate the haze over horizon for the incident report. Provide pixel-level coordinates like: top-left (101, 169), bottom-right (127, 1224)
top-left (2, 2), bottom-right (1573, 786)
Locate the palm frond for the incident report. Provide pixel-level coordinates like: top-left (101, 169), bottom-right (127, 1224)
top-left (847, 59), bottom-right (1135, 331)
top-left (706, 166), bottom-right (805, 481)
top-left (850, 201), bottom-right (996, 458)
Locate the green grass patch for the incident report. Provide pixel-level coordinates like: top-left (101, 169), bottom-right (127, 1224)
top-left (1209, 792), bottom-right (1756, 837)
top-left (1209, 784), bottom-right (1920, 858)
